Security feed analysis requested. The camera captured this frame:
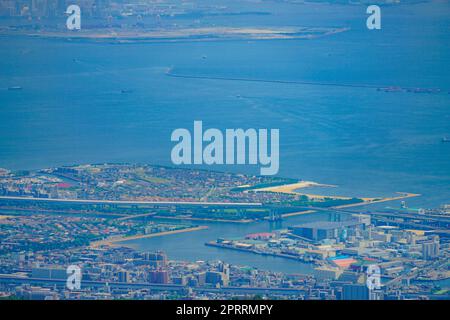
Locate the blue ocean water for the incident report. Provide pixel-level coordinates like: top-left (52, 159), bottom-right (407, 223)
top-left (0, 2), bottom-right (449, 272)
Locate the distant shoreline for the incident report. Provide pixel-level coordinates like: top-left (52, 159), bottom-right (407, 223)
top-left (0, 26), bottom-right (349, 43)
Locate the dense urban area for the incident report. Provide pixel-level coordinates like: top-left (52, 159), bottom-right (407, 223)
top-left (0, 164), bottom-right (448, 300)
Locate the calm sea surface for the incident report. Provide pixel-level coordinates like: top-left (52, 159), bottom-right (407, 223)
top-left (0, 2), bottom-right (449, 272)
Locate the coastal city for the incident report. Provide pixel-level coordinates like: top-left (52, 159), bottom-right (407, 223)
top-left (0, 164), bottom-right (448, 300)
top-left (0, 0), bottom-right (449, 306)
top-left (0, 164), bottom-right (368, 220)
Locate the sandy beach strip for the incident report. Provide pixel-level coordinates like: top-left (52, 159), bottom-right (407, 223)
top-left (333, 192), bottom-right (421, 209)
top-left (249, 181), bottom-right (337, 194)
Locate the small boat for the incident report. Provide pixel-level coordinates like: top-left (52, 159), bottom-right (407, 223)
top-left (8, 86), bottom-right (22, 90)
top-left (442, 137), bottom-right (450, 143)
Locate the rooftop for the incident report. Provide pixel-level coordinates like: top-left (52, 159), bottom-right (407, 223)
top-left (291, 220), bottom-right (361, 230)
